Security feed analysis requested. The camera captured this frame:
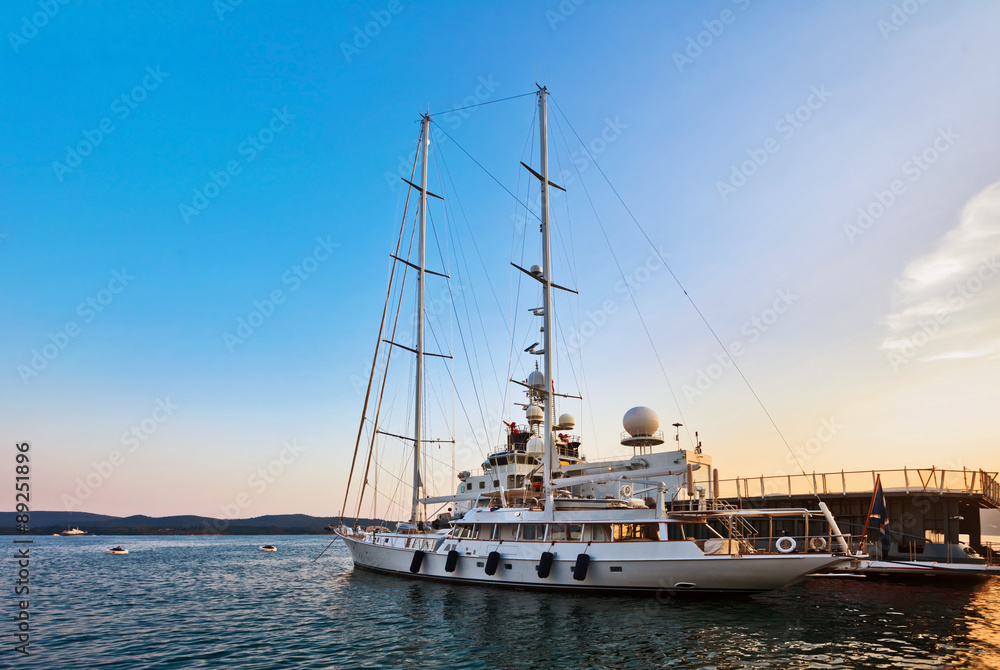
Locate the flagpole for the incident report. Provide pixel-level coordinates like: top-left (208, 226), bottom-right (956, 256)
top-left (865, 474), bottom-right (881, 532)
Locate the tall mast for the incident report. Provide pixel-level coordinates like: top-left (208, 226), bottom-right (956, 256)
top-left (412, 113), bottom-right (430, 525)
top-left (538, 87), bottom-right (556, 518)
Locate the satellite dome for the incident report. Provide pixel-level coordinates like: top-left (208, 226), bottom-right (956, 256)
top-left (525, 404), bottom-right (544, 424)
top-left (527, 370), bottom-right (545, 389)
top-left (558, 413), bottom-right (575, 429)
top-left (623, 406), bottom-right (660, 437)
top-left (526, 437), bottom-right (544, 453)
top-left (530, 264), bottom-right (543, 276)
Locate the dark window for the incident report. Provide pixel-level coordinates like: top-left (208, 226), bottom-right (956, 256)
top-left (610, 566), bottom-right (623, 573)
top-left (521, 524), bottom-right (545, 541)
top-left (568, 524), bottom-right (582, 541)
top-left (479, 481), bottom-right (485, 489)
top-left (504, 563), bottom-right (512, 569)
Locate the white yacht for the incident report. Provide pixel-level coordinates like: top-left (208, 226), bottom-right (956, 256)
top-left (338, 86), bottom-right (860, 594)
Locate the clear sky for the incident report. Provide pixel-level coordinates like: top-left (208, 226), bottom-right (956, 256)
top-left (2, 1), bottom-right (998, 519)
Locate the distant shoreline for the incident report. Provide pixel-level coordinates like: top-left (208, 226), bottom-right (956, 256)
top-left (1, 511), bottom-right (388, 536)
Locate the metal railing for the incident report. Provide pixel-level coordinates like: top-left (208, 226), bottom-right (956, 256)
top-left (715, 467), bottom-right (1000, 503)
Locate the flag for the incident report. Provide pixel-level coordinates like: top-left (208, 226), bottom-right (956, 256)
top-left (867, 475), bottom-right (891, 557)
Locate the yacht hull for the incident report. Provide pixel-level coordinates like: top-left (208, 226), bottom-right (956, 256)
top-left (341, 534), bottom-right (848, 594)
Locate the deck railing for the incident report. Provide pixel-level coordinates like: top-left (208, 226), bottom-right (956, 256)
top-left (714, 467), bottom-right (1000, 504)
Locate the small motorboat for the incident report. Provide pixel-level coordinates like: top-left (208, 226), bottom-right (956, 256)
top-left (259, 545), bottom-right (277, 552)
top-left (106, 546), bottom-right (128, 555)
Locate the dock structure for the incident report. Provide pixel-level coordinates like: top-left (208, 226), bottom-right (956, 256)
top-left (706, 467), bottom-right (1000, 559)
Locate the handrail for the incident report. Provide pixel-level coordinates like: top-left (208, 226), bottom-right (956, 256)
top-left (715, 467), bottom-right (1000, 501)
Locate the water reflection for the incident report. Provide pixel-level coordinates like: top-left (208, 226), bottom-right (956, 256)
top-left (14, 536), bottom-right (1000, 669)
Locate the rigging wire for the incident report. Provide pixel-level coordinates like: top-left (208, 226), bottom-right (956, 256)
top-left (337, 126), bottom-right (421, 527)
top-left (549, 95), bottom-right (818, 496)
top-left (427, 90), bottom-right (537, 118)
top-left (547, 101), bottom-right (695, 450)
top-left (434, 124), bottom-right (542, 225)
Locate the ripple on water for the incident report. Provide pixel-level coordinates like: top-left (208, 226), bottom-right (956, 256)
top-left (8, 536), bottom-right (1000, 668)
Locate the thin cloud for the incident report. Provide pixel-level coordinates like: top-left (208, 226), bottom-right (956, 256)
top-left (881, 181), bottom-right (1000, 369)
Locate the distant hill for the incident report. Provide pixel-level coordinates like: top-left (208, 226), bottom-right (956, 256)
top-left (1, 511), bottom-right (389, 535)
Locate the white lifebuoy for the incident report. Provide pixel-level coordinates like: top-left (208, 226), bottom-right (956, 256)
top-left (620, 484), bottom-right (632, 497)
top-left (808, 537), bottom-right (828, 552)
top-left (775, 536), bottom-right (797, 553)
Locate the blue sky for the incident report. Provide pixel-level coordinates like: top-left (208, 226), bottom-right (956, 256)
top-left (2, 1), bottom-right (999, 518)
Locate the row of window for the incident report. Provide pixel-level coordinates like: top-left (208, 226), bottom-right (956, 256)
top-left (449, 522), bottom-right (663, 542)
top-left (460, 473), bottom-right (536, 494)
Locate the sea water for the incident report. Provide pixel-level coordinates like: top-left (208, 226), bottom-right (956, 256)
top-left (7, 535), bottom-right (999, 669)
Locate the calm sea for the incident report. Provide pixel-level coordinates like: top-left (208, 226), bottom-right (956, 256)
top-left (7, 535), bottom-right (999, 669)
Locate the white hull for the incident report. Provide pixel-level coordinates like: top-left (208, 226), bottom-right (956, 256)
top-left (341, 533), bottom-right (848, 594)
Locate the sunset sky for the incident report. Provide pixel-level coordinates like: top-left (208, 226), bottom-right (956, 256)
top-left (2, 1), bottom-right (998, 519)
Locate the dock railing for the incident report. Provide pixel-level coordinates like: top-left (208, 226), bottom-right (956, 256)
top-left (714, 467), bottom-right (1000, 506)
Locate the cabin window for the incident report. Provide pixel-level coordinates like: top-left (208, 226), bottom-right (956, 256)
top-left (493, 455), bottom-right (509, 466)
top-left (590, 525), bottom-right (611, 542)
top-left (521, 524), bottom-right (545, 541)
top-left (479, 481), bottom-right (485, 489)
top-left (568, 524), bottom-right (582, 541)
top-left (515, 475), bottom-right (525, 487)
top-left (613, 523), bottom-right (659, 541)
top-left (507, 475), bottom-right (516, 488)
top-left (550, 524), bottom-right (567, 541)
top-left (493, 480), bottom-right (500, 487)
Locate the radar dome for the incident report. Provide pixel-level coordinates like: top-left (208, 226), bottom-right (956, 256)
top-left (527, 370), bottom-right (545, 389)
top-left (525, 404), bottom-right (544, 424)
top-left (623, 406), bottom-right (660, 437)
top-left (530, 264), bottom-right (543, 276)
top-left (526, 437), bottom-right (544, 453)
top-left (558, 413), bottom-right (575, 429)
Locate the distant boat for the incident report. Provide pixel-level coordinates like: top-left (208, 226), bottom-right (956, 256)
top-left (105, 546), bottom-right (128, 555)
top-left (259, 545), bottom-right (277, 552)
top-left (60, 527), bottom-right (87, 536)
